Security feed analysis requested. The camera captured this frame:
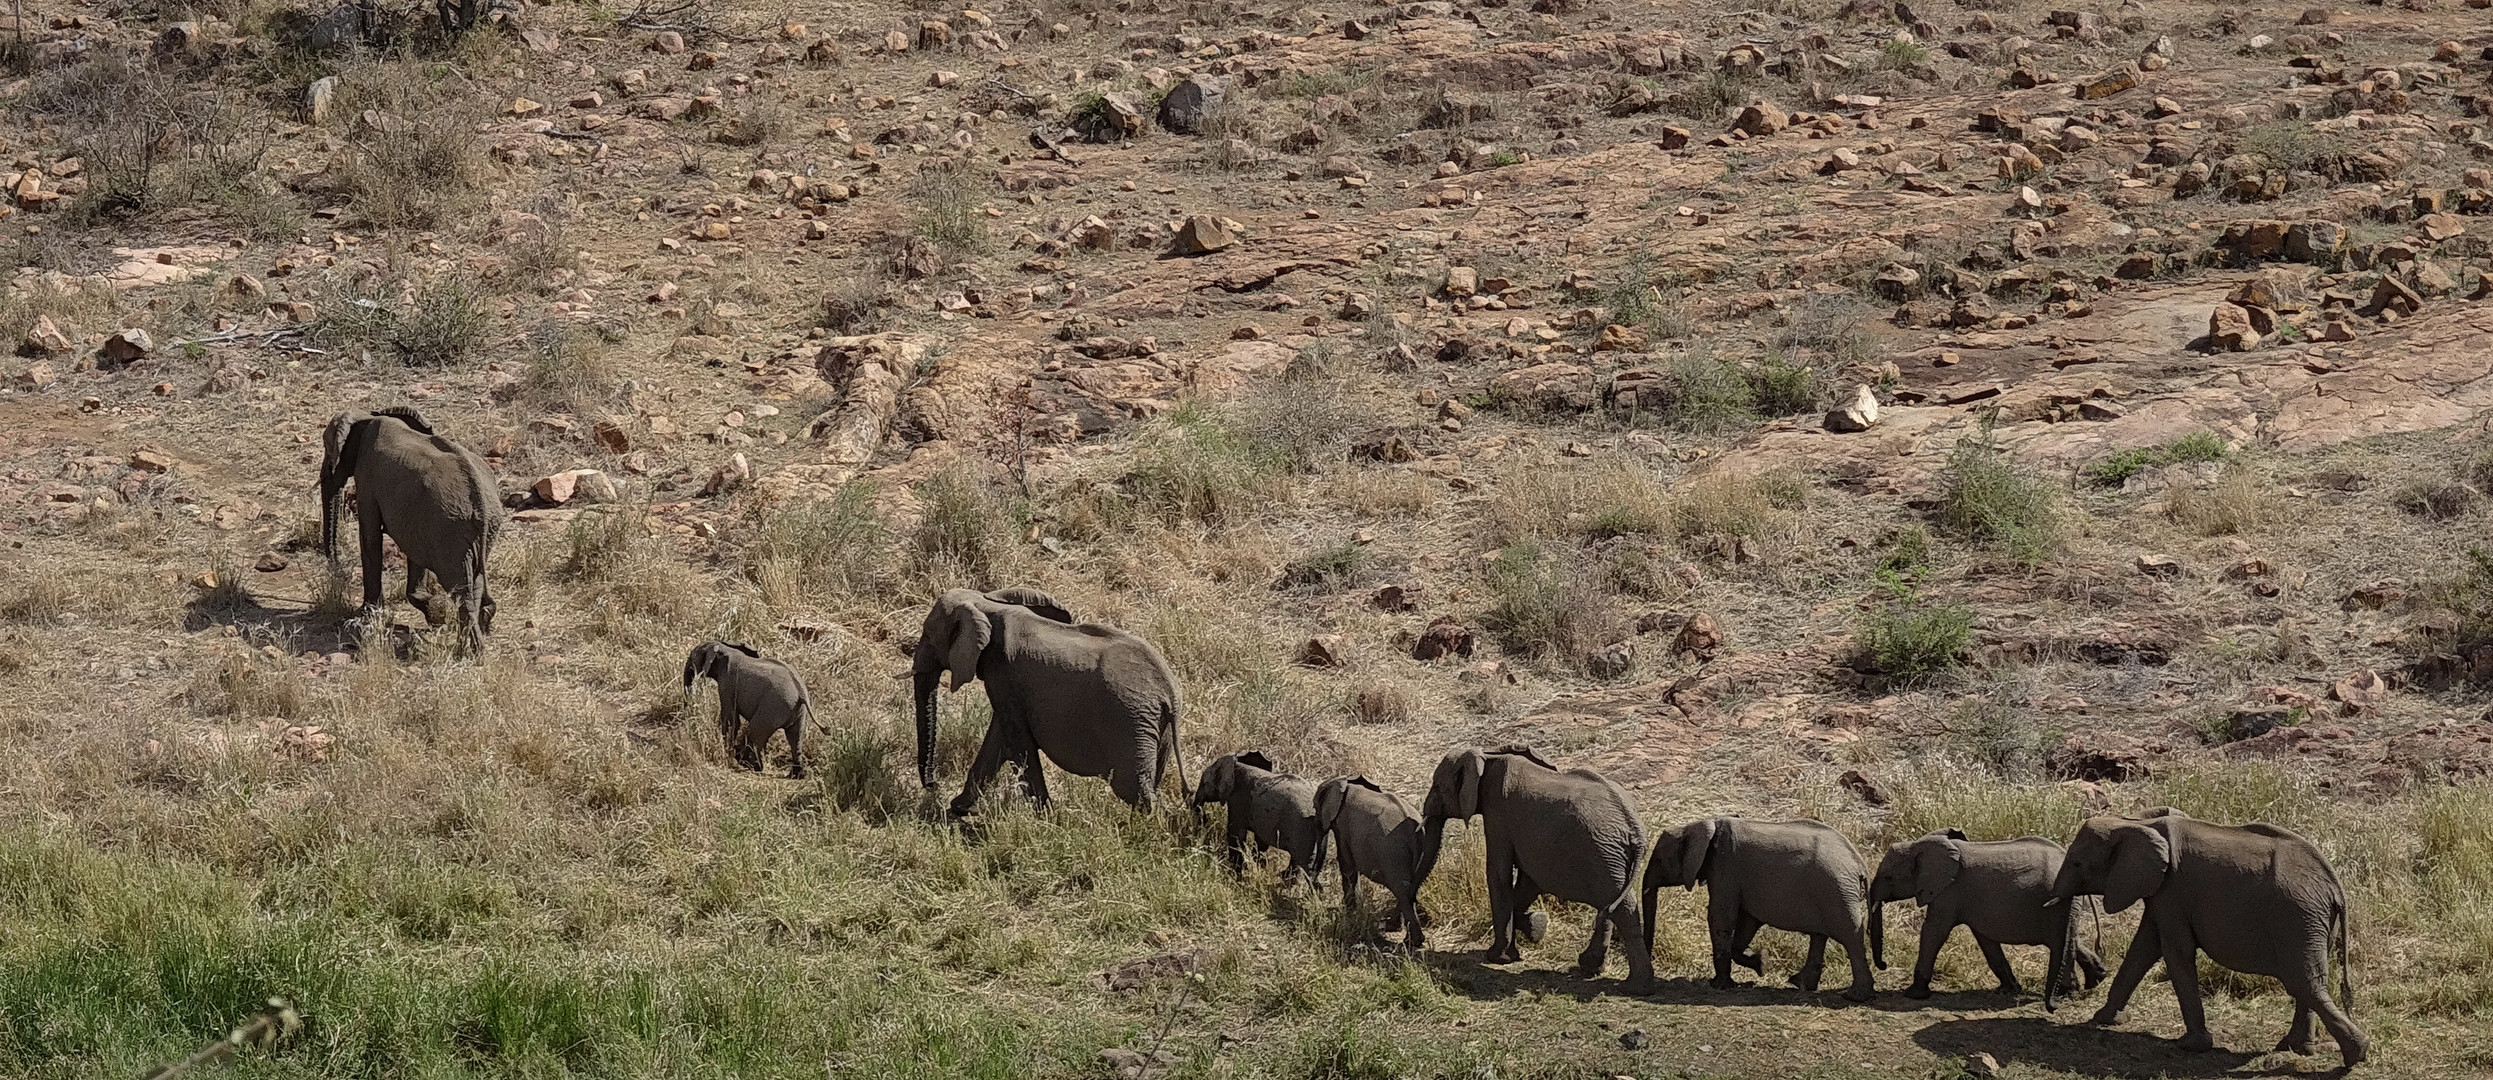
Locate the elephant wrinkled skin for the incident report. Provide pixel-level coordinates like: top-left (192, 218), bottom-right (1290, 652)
top-left (320, 408), bottom-right (502, 654)
top-left (1646, 817), bottom-right (1878, 1002)
top-left (914, 588), bottom-right (1187, 816)
top-left (2049, 810), bottom-right (2367, 1069)
top-left (682, 641), bottom-right (812, 778)
top-left (1423, 746), bottom-right (1654, 993)
top-left (1868, 829), bottom-right (2104, 999)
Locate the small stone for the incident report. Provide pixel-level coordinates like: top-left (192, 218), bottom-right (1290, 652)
top-left (1595, 323), bottom-right (1646, 352)
top-left (1731, 100), bottom-right (1788, 136)
top-left (1444, 266), bottom-right (1480, 297)
top-left (129, 449), bottom-right (177, 472)
top-left (1617, 1029), bottom-right (1649, 1051)
top-left (2332, 669), bottom-right (2387, 713)
top-left (1672, 612), bottom-right (1723, 660)
top-left (653, 30), bottom-right (686, 54)
top-left (2207, 302), bottom-right (2262, 351)
top-left (254, 553), bottom-right (289, 573)
top-left (1300, 635), bottom-right (1349, 667)
top-left (1585, 640), bottom-right (1635, 678)
top-left (2137, 554), bottom-right (2183, 578)
top-left (1838, 769), bottom-right (1891, 806)
top-left (1171, 214), bottom-right (1241, 255)
top-left (23, 315), bottom-right (71, 355)
top-left (700, 452), bottom-right (751, 496)
top-left (1963, 1053), bottom-right (2001, 1079)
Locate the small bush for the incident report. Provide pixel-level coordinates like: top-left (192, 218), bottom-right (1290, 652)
top-left (1482, 541), bottom-right (1614, 662)
top-left (1680, 71), bottom-right (1756, 121)
top-left (0, 577), bottom-right (75, 626)
top-left (1238, 378), bottom-right (1357, 474)
top-left (715, 96), bottom-right (787, 147)
top-left (910, 161), bottom-right (988, 254)
top-left (312, 275), bottom-right (491, 367)
top-left (1876, 40), bottom-right (1929, 72)
top-left (1659, 350), bottom-right (1757, 434)
top-left (2396, 479), bottom-right (2478, 522)
top-left (519, 320), bottom-right (613, 414)
top-left (2166, 467), bottom-right (2275, 536)
top-left (1347, 685), bottom-right (1412, 725)
top-left (1674, 468), bottom-right (1806, 544)
top-left (1936, 424), bottom-right (2058, 563)
top-left (745, 485), bottom-right (891, 603)
top-left (1126, 402), bottom-right (1286, 525)
top-left (2084, 431), bottom-right (2228, 486)
top-left (1856, 591), bottom-right (1972, 679)
top-left (561, 507), bottom-right (643, 582)
top-left (1276, 542), bottom-right (1369, 592)
top-left (332, 63), bottom-right (486, 229)
top-left (907, 467), bottom-right (1021, 587)
top-left (1772, 292), bottom-right (1875, 368)
top-left (1880, 760), bottom-right (2085, 844)
top-left (1746, 355), bottom-right (1818, 417)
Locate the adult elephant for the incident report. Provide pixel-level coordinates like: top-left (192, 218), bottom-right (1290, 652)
top-left (1421, 746), bottom-right (1655, 994)
top-left (1868, 828), bottom-right (2104, 999)
top-left (2048, 810), bottom-right (2366, 1069)
top-left (913, 587), bottom-right (1186, 817)
top-left (321, 408), bottom-right (501, 654)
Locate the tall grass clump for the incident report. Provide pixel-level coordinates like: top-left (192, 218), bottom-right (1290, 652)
top-left (1879, 760), bottom-right (2087, 844)
top-left (1481, 540), bottom-right (1614, 663)
top-left (1936, 422), bottom-right (2059, 563)
top-left (907, 467), bottom-right (1022, 587)
top-left (1855, 588), bottom-right (1972, 680)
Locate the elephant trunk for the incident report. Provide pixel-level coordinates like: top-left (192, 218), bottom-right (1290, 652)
top-left (1416, 816), bottom-right (1448, 890)
top-left (2045, 894), bottom-right (2078, 1013)
top-left (1868, 898), bottom-right (1886, 971)
top-left (913, 668), bottom-right (941, 789)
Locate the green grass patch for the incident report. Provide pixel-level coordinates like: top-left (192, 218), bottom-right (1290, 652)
top-left (1937, 422), bottom-right (2059, 563)
top-left (2085, 431), bottom-right (2228, 487)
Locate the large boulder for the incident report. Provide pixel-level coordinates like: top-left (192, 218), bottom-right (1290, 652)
top-left (2207, 302), bottom-right (2261, 351)
top-left (1156, 76), bottom-right (1227, 134)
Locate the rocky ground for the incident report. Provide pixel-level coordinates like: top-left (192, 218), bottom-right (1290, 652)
top-left (6, 0), bottom-right (2493, 1076)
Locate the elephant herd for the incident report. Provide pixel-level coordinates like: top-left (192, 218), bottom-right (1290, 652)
top-left (321, 408), bottom-right (2369, 1071)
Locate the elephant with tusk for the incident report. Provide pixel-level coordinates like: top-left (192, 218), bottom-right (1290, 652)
top-left (912, 587), bottom-right (1187, 817)
top-left (319, 408), bottom-right (501, 655)
top-left (2047, 809), bottom-right (2366, 1069)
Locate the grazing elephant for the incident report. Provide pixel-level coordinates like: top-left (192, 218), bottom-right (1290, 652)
top-left (1421, 746), bottom-right (1655, 993)
top-left (1314, 776), bottom-right (1428, 948)
top-left (1192, 751), bottom-right (1326, 883)
top-left (914, 587), bottom-right (1187, 816)
top-left (1645, 817), bottom-right (1878, 1002)
top-left (2048, 810), bottom-right (2366, 1068)
top-left (1868, 829), bottom-right (2105, 999)
top-left (682, 641), bottom-right (811, 778)
top-left (320, 408), bottom-right (501, 654)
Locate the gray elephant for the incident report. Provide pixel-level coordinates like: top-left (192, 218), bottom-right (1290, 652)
top-left (1645, 817), bottom-right (1878, 1002)
top-left (1191, 751), bottom-right (1326, 883)
top-left (1868, 828), bottom-right (2104, 999)
top-left (914, 587), bottom-right (1187, 816)
top-left (1314, 776), bottom-right (1428, 948)
top-left (2048, 810), bottom-right (2365, 1068)
top-left (321, 408), bottom-right (501, 653)
top-left (1421, 746), bottom-right (1655, 993)
top-left (682, 641), bottom-right (811, 778)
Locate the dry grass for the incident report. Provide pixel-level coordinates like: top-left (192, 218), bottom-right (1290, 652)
top-left (2166, 466), bottom-right (2277, 536)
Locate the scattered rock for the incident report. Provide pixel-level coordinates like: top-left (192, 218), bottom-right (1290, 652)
top-left (102, 328), bottom-right (154, 365)
top-left (1585, 640), bottom-right (1635, 678)
top-left (700, 453), bottom-right (751, 496)
top-left (1672, 612), bottom-right (1723, 660)
top-left (1825, 384), bottom-right (1880, 432)
top-left (1300, 635), bottom-right (1349, 668)
top-left (1171, 214), bottom-right (1241, 255)
top-left (2206, 302), bottom-right (2261, 351)
top-left (2136, 554), bottom-right (2183, 577)
top-left (2332, 669), bottom-right (2387, 714)
top-left (1156, 76), bottom-right (1226, 134)
top-left (1731, 100), bottom-right (1788, 136)
top-left (1837, 768), bottom-right (1891, 806)
top-left (254, 553), bottom-right (289, 573)
top-left (23, 315), bottom-right (71, 355)
top-left (1413, 617), bottom-right (1477, 661)
top-left (533, 469), bottom-right (616, 505)
top-left (1963, 1053), bottom-right (2001, 1079)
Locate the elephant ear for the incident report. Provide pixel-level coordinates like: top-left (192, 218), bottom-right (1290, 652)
top-left (1236, 750), bottom-right (1275, 774)
top-left (1913, 836), bottom-right (1965, 906)
top-left (1677, 818), bottom-right (1725, 889)
top-left (1314, 779), bottom-right (1350, 832)
top-left (682, 643), bottom-right (710, 687)
top-left (985, 587), bottom-right (1073, 624)
top-left (1941, 827), bottom-right (1968, 840)
top-left (1430, 749), bottom-right (1486, 821)
top-left (2101, 821), bottom-right (2174, 914)
top-left (941, 596), bottom-right (993, 691)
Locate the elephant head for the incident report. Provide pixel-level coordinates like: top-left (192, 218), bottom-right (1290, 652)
top-left (913, 589), bottom-right (1003, 788)
top-left (1191, 751), bottom-right (1276, 814)
top-left (320, 408), bottom-right (439, 563)
top-left (1866, 828), bottom-right (1966, 971)
top-left (682, 641), bottom-right (760, 688)
top-left (2047, 814), bottom-right (2179, 1010)
top-left (1417, 748), bottom-right (1488, 886)
top-left (1314, 775), bottom-right (1377, 835)
top-left (1640, 817), bottom-right (1732, 947)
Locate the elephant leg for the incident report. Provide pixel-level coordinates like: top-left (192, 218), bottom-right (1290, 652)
top-left (2074, 940), bottom-right (2107, 990)
top-left (455, 583), bottom-right (485, 655)
top-left (2092, 917), bottom-right (2162, 1027)
top-left (1223, 816), bottom-right (1249, 877)
top-left (1728, 910), bottom-right (1766, 975)
top-left (948, 717), bottom-right (1015, 818)
top-left (1611, 896), bottom-right (1658, 994)
top-left (1974, 933), bottom-right (2021, 997)
top-left (780, 713), bottom-right (806, 780)
top-left (2279, 967), bottom-right (2367, 1067)
top-left (1483, 844), bottom-right (1520, 964)
top-left (1791, 933), bottom-right (1828, 992)
top-left (1835, 923), bottom-right (1876, 1002)
top-left (1907, 917), bottom-right (1951, 998)
top-left (1572, 892), bottom-right (1612, 979)
top-left (1398, 888), bottom-right (1425, 951)
top-left (1018, 745), bottom-right (1050, 809)
top-left (1706, 894), bottom-right (1742, 990)
top-left (714, 690), bottom-right (743, 765)
top-left (2158, 926), bottom-right (2213, 1052)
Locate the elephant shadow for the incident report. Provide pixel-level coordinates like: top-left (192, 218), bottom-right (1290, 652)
top-left (1913, 1017), bottom-right (2281, 1079)
top-left (180, 590), bottom-right (361, 655)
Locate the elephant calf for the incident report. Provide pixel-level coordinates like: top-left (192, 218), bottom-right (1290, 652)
top-left (683, 641), bottom-right (811, 778)
top-left (1314, 776), bottom-right (1428, 948)
top-left (1646, 816), bottom-right (1878, 1002)
top-left (1868, 829), bottom-right (2105, 999)
top-left (1192, 752), bottom-right (1326, 884)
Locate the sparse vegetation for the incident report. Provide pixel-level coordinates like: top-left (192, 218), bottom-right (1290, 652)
top-left (1482, 540), bottom-right (1615, 664)
top-left (1936, 422), bottom-right (2059, 563)
top-left (2165, 466), bottom-right (2275, 536)
top-left (2085, 431), bottom-right (2229, 486)
top-left (1855, 584), bottom-right (1972, 680)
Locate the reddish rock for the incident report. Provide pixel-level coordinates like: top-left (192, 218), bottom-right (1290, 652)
top-left (1672, 612), bottom-right (1723, 660)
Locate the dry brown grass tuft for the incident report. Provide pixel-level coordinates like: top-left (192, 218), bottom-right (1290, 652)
top-left (330, 61), bottom-right (488, 229)
top-left (2166, 466), bottom-right (2276, 536)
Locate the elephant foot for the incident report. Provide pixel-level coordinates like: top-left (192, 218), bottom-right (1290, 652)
top-left (2176, 1031), bottom-right (2216, 1054)
top-left (2274, 1035), bottom-right (2313, 1057)
top-left (1401, 932), bottom-right (1425, 952)
top-left (2088, 1007), bottom-right (2124, 1028)
top-left (787, 766), bottom-right (809, 780)
top-left (1735, 950), bottom-right (1764, 975)
top-left (1787, 969), bottom-right (1824, 993)
top-left (1484, 945), bottom-right (1522, 965)
top-left (1904, 984), bottom-right (1933, 1000)
top-left (1518, 911), bottom-right (1548, 944)
top-left (2339, 1034), bottom-right (2370, 1068)
top-left (1571, 959), bottom-right (1605, 980)
top-left (1841, 984), bottom-right (1874, 1003)
top-left (1622, 975), bottom-right (1659, 996)
top-left (1708, 975), bottom-right (1736, 991)
top-left (1997, 979), bottom-right (2025, 997)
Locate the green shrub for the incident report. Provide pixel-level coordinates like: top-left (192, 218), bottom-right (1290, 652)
top-left (1856, 590), bottom-right (1971, 679)
top-left (911, 162), bottom-right (988, 254)
top-left (1937, 424), bottom-right (2059, 562)
top-left (1482, 540), bottom-right (1613, 662)
top-left (1126, 401), bottom-right (1285, 524)
top-left (2085, 431), bottom-right (2228, 486)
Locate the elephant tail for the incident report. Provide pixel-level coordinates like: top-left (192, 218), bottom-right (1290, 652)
top-left (319, 414), bottom-right (362, 563)
top-left (2333, 896), bottom-right (2353, 1010)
